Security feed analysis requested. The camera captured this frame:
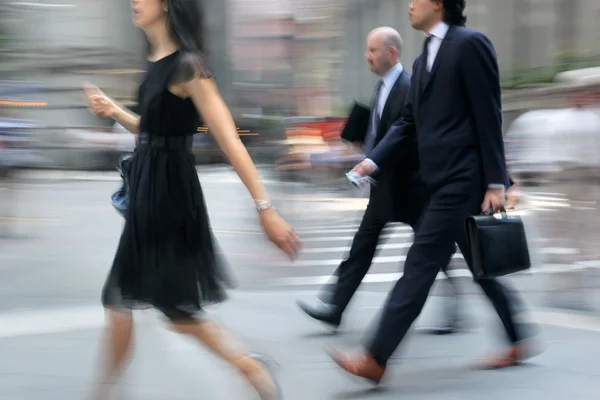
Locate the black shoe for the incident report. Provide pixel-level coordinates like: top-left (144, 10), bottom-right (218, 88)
top-left (416, 317), bottom-right (465, 335)
top-left (417, 325), bottom-right (458, 335)
top-left (296, 299), bottom-right (342, 330)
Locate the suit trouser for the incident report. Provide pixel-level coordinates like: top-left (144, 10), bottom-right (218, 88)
top-left (367, 184), bottom-right (527, 366)
top-left (325, 193), bottom-right (456, 315)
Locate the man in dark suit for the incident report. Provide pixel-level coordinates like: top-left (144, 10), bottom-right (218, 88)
top-left (297, 27), bottom-right (461, 334)
top-left (327, 0), bottom-right (540, 383)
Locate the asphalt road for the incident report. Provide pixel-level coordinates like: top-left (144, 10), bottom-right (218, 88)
top-left (0, 167), bottom-right (600, 399)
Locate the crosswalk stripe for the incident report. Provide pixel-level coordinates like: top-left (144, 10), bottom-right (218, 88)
top-left (296, 226), bottom-right (412, 235)
top-left (304, 242), bottom-right (411, 253)
top-left (540, 247), bottom-right (580, 255)
top-left (293, 253), bottom-right (464, 267)
top-left (299, 232), bottom-right (413, 243)
top-left (0, 291), bottom-right (598, 339)
top-left (529, 192), bottom-right (565, 196)
top-left (302, 244), bottom-right (580, 255)
top-left (286, 223), bottom-right (590, 276)
top-left (267, 269), bottom-right (473, 286)
top-left (266, 262), bottom-right (600, 286)
top-left (299, 222), bottom-right (405, 229)
top-left (19, 170), bottom-right (289, 185)
top-left (529, 263), bottom-right (600, 273)
top-left (294, 222), bottom-right (409, 232)
top-left (0, 305), bottom-right (104, 338)
top-left (297, 224), bottom-right (360, 230)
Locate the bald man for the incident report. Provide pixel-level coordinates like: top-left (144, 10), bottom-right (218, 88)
top-left (297, 27), bottom-right (460, 334)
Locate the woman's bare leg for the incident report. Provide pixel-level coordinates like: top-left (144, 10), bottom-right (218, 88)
top-left (170, 320), bottom-right (278, 399)
top-left (89, 308), bottom-right (134, 400)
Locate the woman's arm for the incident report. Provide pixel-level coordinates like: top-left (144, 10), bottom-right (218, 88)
top-left (109, 105), bottom-right (141, 134)
top-left (182, 78), bottom-right (299, 258)
top-left (184, 79), bottom-right (269, 202)
top-left (83, 83), bottom-right (140, 134)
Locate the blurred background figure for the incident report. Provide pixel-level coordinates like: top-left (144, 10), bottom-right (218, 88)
top-left (506, 70), bottom-right (600, 312)
top-left (0, 107), bottom-right (43, 237)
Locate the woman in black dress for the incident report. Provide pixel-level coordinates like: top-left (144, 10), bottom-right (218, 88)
top-left (83, 0), bottom-right (299, 398)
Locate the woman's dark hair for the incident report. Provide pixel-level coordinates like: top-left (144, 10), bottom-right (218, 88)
top-left (440, 0), bottom-right (467, 27)
top-left (164, 0), bottom-right (206, 53)
top-left (145, 0), bottom-right (206, 55)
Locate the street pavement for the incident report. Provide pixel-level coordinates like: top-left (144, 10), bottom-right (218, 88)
top-left (1, 166), bottom-right (600, 399)
top-left (0, 292), bottom-right (599, 400)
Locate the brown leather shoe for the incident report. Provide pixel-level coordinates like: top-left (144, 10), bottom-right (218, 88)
top-left (325, 347), bottom-right (385, 384)
top-left (473, 340), bottom-right (544, 369)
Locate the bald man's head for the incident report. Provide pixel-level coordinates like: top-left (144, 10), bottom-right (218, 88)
top-left (365, 27), bottom-right (403, 76)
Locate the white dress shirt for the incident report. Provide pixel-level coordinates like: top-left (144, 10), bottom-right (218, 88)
top-left (364, 63), bottom-right (404, 149)
top-left (425, 21), bottom-right (449, 71)
top-left (376, 63), bottom-right (404, 117)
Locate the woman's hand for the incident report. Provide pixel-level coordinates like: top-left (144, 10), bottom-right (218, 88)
top-left (82, 83), bottom-right (119, 119)
top-left (258, 209), bottom-right (300, 260)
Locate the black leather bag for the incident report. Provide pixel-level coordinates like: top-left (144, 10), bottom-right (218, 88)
top-left (340, 102), bottom-right (370, 144)
top-left (465, 209), bottom-right (531, 279)
top-left (110, 153), bottom-right (133, 218)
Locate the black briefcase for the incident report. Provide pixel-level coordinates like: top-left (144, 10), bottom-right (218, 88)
top-left (340, 101), bottom-right (370, 143)
top-left (465, 210), bottom-right (531, 279)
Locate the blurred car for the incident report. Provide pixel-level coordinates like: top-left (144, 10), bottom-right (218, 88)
top-left (275, 117), bottom-right (363, 188)
top-left (58, 115), bottom-right (271, 170)
top-left (0, 117), bottom-right (45, 170)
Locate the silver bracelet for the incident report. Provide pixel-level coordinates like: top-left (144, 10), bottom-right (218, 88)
top-left (254, 199), bottom-right (273, 211)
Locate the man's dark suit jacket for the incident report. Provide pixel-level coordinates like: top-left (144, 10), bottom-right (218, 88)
top-left (368, 69), bottom-right (423, 224)
top-left (368, 26), bottom-right (509, 195)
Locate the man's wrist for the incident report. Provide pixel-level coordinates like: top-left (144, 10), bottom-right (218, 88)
top-left (364, 158), bottom-right (379, 173)
top-left (488, 184), bottom-right (505, 189)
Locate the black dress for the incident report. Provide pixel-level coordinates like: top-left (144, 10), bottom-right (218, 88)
top-left (102, 50), bottom-right (236, 319)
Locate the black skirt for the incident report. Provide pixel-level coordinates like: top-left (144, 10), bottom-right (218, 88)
top-left (102, 141), bottom-right (237, 315)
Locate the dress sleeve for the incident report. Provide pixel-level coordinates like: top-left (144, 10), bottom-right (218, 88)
top-left (170, 51), bottom-right (212, 84)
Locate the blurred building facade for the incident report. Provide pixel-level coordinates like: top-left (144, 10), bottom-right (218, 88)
top-left (2, 0), bottom-right (600, 122)
top-left (0, 0), bottom-right (231, 168)
top-left (340, 0), bottom-right (600, 106)
top-left (228, 0), bottom-right (345, 117)
top-left (0, 0), bottom-right (230, 129)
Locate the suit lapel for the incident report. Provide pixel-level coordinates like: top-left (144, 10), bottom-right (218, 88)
top-left (421, 26), bottom-right (455, 95)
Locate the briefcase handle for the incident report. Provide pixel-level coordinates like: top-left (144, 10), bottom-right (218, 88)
top-left (482, 187), bottom-right (519, 217)
top-left (483, 207), bottom-right (508, 218)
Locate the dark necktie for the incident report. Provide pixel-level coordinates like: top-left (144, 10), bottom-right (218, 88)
top-left (364, 79), bottom-right (384, 153)
top-left (421, 35), bottom-right (433, 88)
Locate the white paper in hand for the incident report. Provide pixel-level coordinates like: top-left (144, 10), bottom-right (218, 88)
top-left (346, 171), bottom-right (376, 188)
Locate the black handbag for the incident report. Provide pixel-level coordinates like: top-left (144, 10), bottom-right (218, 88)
top-left (465, 209), bottom-right (531, 279)
top-left (110, 153), bottom-right (133, 218)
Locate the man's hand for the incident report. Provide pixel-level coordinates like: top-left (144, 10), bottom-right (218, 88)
top-left (351, 159), bottom-right (375, 177)
top-left (481, 187), bottom-right (505, 213)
